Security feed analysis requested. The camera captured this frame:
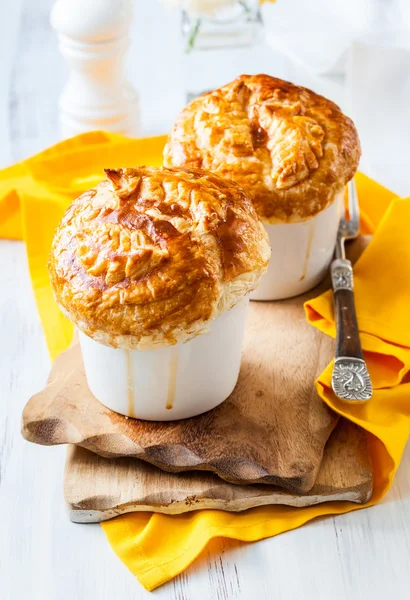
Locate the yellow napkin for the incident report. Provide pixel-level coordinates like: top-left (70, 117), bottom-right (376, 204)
top-left (0, 132), bottom-right (166, 359)
top-left (2, 131), bottom-right (410, 591)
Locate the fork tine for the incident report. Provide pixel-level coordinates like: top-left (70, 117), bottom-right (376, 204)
top-left (348, 178), bottom-right (360, 229)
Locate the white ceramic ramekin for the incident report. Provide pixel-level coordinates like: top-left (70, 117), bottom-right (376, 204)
top-left (79, 297), bottom-right (249, 421)
top-left (251, 190), bottom-right (343, 301)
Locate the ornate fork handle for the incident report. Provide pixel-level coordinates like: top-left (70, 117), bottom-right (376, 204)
top-left (331, 258), bottom-right (373, 402)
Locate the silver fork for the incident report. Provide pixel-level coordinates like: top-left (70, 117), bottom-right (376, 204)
top-left (330, 180), bottom-right (373, 402)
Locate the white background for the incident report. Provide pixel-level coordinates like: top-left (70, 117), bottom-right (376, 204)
top-left (0, 1), bottom-right (409, 599)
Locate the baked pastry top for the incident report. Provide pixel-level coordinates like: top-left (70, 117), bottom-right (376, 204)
top-left (49, 166), bottom-right (270, 350)
top-left (164, 74), bottom-right (361, 223)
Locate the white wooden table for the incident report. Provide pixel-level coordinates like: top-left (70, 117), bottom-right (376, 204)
top-left (1, 1), bottom-right (410, 599)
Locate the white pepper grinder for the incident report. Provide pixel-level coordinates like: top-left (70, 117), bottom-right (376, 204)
top-left (51, 0), bottom-right (140, 138)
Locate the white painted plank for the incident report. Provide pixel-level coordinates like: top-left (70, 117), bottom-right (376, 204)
top-left (8, 0), bottom-right (64, 162)
top-left (0, 0), bottom-right (24, 166)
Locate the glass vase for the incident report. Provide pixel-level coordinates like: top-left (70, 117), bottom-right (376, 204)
top-left (181, 0), bottom-right (264, 101)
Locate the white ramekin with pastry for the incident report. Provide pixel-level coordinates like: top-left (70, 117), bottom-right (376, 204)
top-left (48, 166), bottom-right (270, 420)
top-left (164, 74), bottom-right (361, 300)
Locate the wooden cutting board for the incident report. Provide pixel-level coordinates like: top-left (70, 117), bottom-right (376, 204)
top-left (22, 289), bottom-right (338, 493)
top-left (65, 418), bottom-right (373, 523)
top-left (22, 239), bottom-right (371, 492)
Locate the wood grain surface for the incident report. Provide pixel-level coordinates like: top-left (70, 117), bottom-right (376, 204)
top-left (22, 281), bottom-right (339, 493)
top-left (334, 287), bottom-right (365, 359)
top-left (65, 418), bottom-right (373, 523)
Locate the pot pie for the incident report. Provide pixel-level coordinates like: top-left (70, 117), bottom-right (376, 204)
top-left (164, 74), bottom-right (361, 223)
top-left (48, 166), bottom-right (270, 350)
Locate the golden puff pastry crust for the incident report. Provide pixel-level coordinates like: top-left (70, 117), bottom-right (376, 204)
top-left (49, 166), bottom-right (270, 350)
top-left (164, 74), bottom-right (361, 223)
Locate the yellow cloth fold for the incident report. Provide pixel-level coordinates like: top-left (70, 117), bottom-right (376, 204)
top-left (305, 198), bottom-right (410, 389)
top-left (0, 132), bottom-right (166, 359)
top-left (2, 131), bottom-right (409, 591)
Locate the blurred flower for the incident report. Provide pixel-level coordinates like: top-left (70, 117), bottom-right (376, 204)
top-left (160, 0), bottom-right (237, 17)
top-left (160, 0), bottom-right (277, 15)
top-left (161, 0), bottom-right (274, 51)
